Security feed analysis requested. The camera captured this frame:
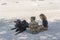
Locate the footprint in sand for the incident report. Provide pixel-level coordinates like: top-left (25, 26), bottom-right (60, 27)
top-left (0, 31), bottom-right (7, 35)
top-left (1, 3), bottom-right (7, 5)
top-left (31, 0), bottom-right (36, 1)
top-left (18, 37), bottom-right (28, 40)
top-left (55, 33), bottom-right (60, 38)
top-left (44, 34), bottom-right (53, 38)
top-left (46, 34), bottom-right (58, 40)
top-left (49, 2), bottom-right (53, 4)
top-left (52, 36), bottom-right (58, 40)
top-left (40, 36), bottom-right (48, 40)
top-left (0, 38), bottom-right (6, 40)
top-left (16, 2), bottom-right (19, 3)
top-left (39, 0), bottom-right (44, 1)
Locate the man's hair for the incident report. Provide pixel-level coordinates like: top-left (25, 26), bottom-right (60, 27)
top-left (31, 17), bottom-right (36, 20)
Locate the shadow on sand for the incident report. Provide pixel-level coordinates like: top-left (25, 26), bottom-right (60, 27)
top-left (0, 19), bottom-right (60, 40)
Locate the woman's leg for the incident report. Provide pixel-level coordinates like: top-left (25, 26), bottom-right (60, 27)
top-left (38, 25), bottom-right (48, 31)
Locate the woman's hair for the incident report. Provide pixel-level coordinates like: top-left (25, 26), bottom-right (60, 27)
top-left (39, 14), bottom-right (47, 20)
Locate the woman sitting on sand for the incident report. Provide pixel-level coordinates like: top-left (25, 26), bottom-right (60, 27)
top-left (39, 14), bottom-right (48, 30)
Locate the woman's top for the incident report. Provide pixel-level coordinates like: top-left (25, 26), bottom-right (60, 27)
top-left (42, 20), bottom-right (48, 28)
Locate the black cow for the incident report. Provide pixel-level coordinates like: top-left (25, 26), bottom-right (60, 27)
top-left (11, 19), bottom-right (29, 35)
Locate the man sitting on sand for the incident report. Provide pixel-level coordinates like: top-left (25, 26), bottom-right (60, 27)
top-left (29, 17), bottom-right (39, 34)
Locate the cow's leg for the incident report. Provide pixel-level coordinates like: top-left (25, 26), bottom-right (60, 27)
top-left (15, 29), bottom-right (19, 32)
top-left (15, 31), bottom-right (22, 35)
top-left (11, 28), bottom-right (16, 30)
